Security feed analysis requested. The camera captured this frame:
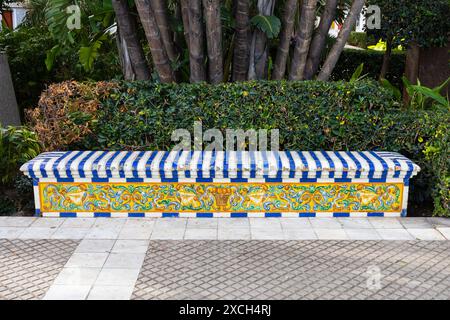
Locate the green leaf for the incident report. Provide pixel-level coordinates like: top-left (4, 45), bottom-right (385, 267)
top-left (380, 78), bottom-right (402, 100)
top-left (79, 39), bottom-right (103, 71)
top-left (45, 45), bottom-right (60, 71)
top-left (250, 15), bottom-right (281, 39)
top-left (350, 63), bottom-right (364, 82)
top-left (413, 85), bottom-right (449, 107)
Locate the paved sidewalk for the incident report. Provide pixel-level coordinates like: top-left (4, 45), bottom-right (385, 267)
top-left (1, 217), bottom-right (450, 300)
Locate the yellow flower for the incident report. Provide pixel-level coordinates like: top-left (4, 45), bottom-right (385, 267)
top-left (418, 137), bottom-right (424, 143)
top-left (242, 91), bottom-right (249, 97)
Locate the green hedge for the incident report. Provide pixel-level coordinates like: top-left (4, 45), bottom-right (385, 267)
top-left (30, 80), bottom-right (449, 216)
top-left (331, 49), bottom-right (406, 88)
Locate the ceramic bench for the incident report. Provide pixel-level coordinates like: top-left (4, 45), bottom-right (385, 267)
top-left (21, 151), bottom-right (420, 218)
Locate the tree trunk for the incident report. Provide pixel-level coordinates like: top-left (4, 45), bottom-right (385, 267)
top-left (112, 0), bottom-right (150, 80)
top-left (289, 0), bottom-right (318, 81)
top-left (272, 0), bottom-right (297, 80)
top-left (248, 0), bottom-right (276, 80)
top-left (149, 0), bottom-right (178, 64)
top-left (188, 0), bottom-right (207, 83)
top-left (180, 0), bottom-right (190, 50)
top-left (304, 0), bottom-right (338, 80)
top-left (379, 36), bottom-right (392, 80)
top-left (135, 0), bottom-right (176, 83)
top-left (116, 31), bottom-right (135, 80)
top-left (232, 0), bottom-right (251, 81)
top-left (203, 0), bottom-right (223, 84)
top-left (317, 0), bottom-right (365, 81)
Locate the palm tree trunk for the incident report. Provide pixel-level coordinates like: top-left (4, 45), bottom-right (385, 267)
top-left (203, 0), bottom-right (223, 84)
top-left (304, 0), bottom-right (338, 80)
top-left (272, 0), bottom-right (297, 80)
top-left (188, 0), bottom-right (207, 83)
top-left (248, 0), bottom-right (276, 80)
top-left (135, 0), bottom-right (176, 83)
top-left (317, 0), bottom-right (365, 81)
top-left (379, 36), bottom-right (392, 80)
top-left (149, 0), bottom-right (178, 64)
top-left (180, 0), bottom-right (190, 51)
top-left (289, 0), bottom-right (318, 81)
top-left (232, 0), bottom-right (251, 81)
top-left (112, 0), bottom-right (150, 80)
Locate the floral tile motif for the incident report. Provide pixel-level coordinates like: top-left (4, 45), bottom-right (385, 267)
top-left (40, 183), bottom-right (403, 213)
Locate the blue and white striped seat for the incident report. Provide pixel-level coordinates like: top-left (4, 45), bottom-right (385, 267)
top-left (21, 151), bottom-right (420, 218)
top-left (22, 151), bottom-right (419, 182)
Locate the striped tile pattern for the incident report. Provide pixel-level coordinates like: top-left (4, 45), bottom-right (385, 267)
top-left (20, 151), bottom-right (420, 218)
top-left (21, 151), bottom-right (420, 182)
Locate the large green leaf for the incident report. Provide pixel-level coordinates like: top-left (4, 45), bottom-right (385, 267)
top-left (250, 15), bottom-right (281, 39)
top-left (79, 39), bottom-right (103, 71)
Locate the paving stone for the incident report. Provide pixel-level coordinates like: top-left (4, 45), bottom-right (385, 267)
top-left (118, 227), bottom-right (152, 240)
top-left (112, 240), bottom-right (150, 253)
top-left (31, 218), bottom-right (65, 228)
top-left (339, 218), bottom-right (373, 229)
top-left (437, 228), bottom-right (450, 240)
top-left (18, 227), bottom-right (56, 239)
top-left (377, 229), bottom-right (414, 240)
top-left (280, 218), bottom-right (312, 229)
top-left (132, 240), bottom-right (450, 300)
top-left (60, 218), bottom-right (96, 229)
top-left (218, 228), bottom-right (251, 240)
top-left (345, 228), bottom-right (381, 240)
top-left (369, 218), bottom-right (404, 229)
top-left (0, 239), bottom-right (79, 300)
top-left (53, 268), bottom-right (101, 286)
top-left (315, 229), bottom-right (349, 240)
top-left (283, 229), bottom-right (317, 240)
top-left (310, 218), bottom-right (342, 229)
top-left (65, 253), bottom-right (109, 268)
top-left (407, 229), bottom-right (446, 241)
top-left (0, 227), bottom-right (24, 239)
top-left (184, 228), bottom-right (217, 240)
top-left (218, 218), bottom-right (250, 229)
top-left (187, 218), bottom-right (218, 229)
top-left (51, 228), bottom-right (90, 240)
top-left (43, 285), bottom-right (91, 300)
top-left (75, 239), bottom-right (115, 253)
top-left (103, 252), bottom-right (146, 269)
top-left (87, 285), bottom-right (134, 300)
top-left (95, 268), bottom-right (141, 286)
top-left (400, 218), bottom-right (434, 229)
top-left (0, 217), bottom-right (36, 227)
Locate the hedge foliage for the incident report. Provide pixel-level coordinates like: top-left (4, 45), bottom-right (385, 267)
top-left (331, 49), bottom-right (406, 88)
top-left (28, 80), bottom-right (449, 216)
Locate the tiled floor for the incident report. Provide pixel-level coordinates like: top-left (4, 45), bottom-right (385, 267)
top-left (0, 216), bottom-right (450, 300)
top-left (132, 240), bottom-right (450, 300)
top-left (1, 217), bottom-right (449, 241)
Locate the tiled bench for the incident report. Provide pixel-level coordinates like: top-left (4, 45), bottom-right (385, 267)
top-left (21, 151), bottom-right (420, 218)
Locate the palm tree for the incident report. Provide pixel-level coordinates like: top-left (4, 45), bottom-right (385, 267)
top-left (232, 0), bottom-right (251, 81)
top-left (289, 0), bottom-right (318, 81)
top-left (317, 0), bottom-right (365, 81)
top-left (272, 0), bottom-right (298, 80)
top-left (112, 0), bottom-right (150, 80)
top-left (203, 0), bottom-right (223, 83)
top-left (187, 0), bottom-right (206, 83)
top-left (304, 0), bottom-right (338, 80)
top-left (135, 0), bottom-right (175, 83)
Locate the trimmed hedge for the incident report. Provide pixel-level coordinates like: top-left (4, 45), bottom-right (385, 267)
top-left (331, 49), bottom-right (406, 88)
top-left (28, 80), bottom-right (449, 216)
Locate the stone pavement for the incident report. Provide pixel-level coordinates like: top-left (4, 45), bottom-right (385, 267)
top-left (0, 217), bottom-right (450, 300)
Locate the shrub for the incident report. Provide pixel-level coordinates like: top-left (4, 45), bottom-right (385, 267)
top-left (0, 126), bottom-right (41, 216)
top-left (332, 49), bottom-right (406, 88)
top-left (28, 80), bottom-right (449, 216)
top-left (347, 32), bottom-right (367, 48)
top-left (0, 26), bottom-right (122, 110)
top-left (0, 126), bottom-right (41, 185)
